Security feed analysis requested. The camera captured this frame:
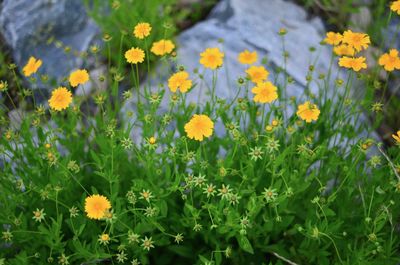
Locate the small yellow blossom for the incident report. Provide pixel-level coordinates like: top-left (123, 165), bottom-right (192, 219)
top-left (324, 32), bottom-right (343, 46)
top-left (378, 49), bottom-right (400, 72)
top-left (199, 47), bottom-right (224, 69)
top-left (393, 130), bottom-right (400, 144)
top-left (84, 194), bottom-right (111, 220)
top-left (297, 101), bottom-right (320, 123)
top-left (333, 44), bottom-right (355, 56)
top-left (133, 22), bottom-right (152, 39)
top-left (151, 39), bottom-right (175, 56)
top-left (391, 1), bottom-right (400, 14)
top-left (148, 137), bottom-right (156, 145)
top-left (141, 236), bottom-right (155, 251)
top-left (23, 56), bottom-right (42, 77)
top-left (125, 47), bottom-right (145, 64)
top-left (32, 208), bottom-right (46, 223)
top-left (338, 56), bottom-right (367, 72)
top-left (140, 189), bottom-right (153, 203)
top-left (0, 80), bottom-right (8, 92)
top-left (279, 28), bottom-right (287, 35)
top-left (342, 30), bottom-right (370, 52)
top-left (48, 87), bottom-right (72, 111)
top-left (251, 82), bottom-right (278, 103)
top-left (98, 233), bottom-right (110, 245)
top-left (184, 114), bottom-right (214, 141)
top-left (238, 50), bottom-right (258, 64)
top-left (168, 71), bottom-right (192, 93)
top-left (246, 65), bottom-right (269, 83)
top-left (69, 69), bottom-right (89, 87)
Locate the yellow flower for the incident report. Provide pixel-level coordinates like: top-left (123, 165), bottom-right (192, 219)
top-left (393, 130), bottom-right (400, 144)
top-left (342, 30), bottom-right (370, 52)
top-left (84, 194), bottom-right (111, 220)
top-left (391, 1), bottom-right (400, 14)
top-left (32, 208), bottom-right (46, 223)
top-left (251, 82), bottom-right (278, 103)
top-left (184, 114), bottom-right (214, 141)
top-left (378, 49), bottom-right (400, 72)
top-left (271, 119), bottom-right (279, 127)
top-left (69, 69), bottom-right (89, 87)
top-left (279, 28), bottom-right (287, 35)
top-left (324, 32), bottom-right (343, 46)
top-left (168, 71), bottom-right (192, 93)
top-left (151, 39), bottom-right (175, 56)
top-left (125, 47), bottom-right (145, 64)
top-left (0, 80), bottom-right (8, 92)
top-left (48, 87), bottom-right (72, 111)
top-left (333, 44), bottom-right (355, 56)
top-left (22, 56), bottom-right (42, 77)
top-left (297, 101), bottom-right (320, 123)
top-left (199, 47), bottom-right (224, 69)
top-left (265, 125), bottom-right (273, 132)
top-left (338, 56), bottom-right (367, 72)
top-left (149, 137), bottom-right (156, 145)
top-left (238, 50), bottom-right (258, 64)
top-left (246, 66), bottom-right (269, 83)
top-left (100, 233), bottom-right (110, 241)
top-left (133, 22), bottom-right (152, 39)
top-left (98, 233), bottom-right (110, 245)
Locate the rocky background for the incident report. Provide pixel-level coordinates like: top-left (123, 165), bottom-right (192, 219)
top-left (0, 0), bottom-right (99, 87)
top-left (123, 0), bottom-right (337, 121)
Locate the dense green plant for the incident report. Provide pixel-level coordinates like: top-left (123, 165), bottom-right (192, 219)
top-left (1, 6), bottom-right (400, 265)
top-left (0, 45), bottom-right (24, 111)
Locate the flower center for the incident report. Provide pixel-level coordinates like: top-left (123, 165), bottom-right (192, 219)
top-left (93, 202), bottom-right (103, 211)
top-left (55, 94), bottom-right (65, 102)
top-left (389, 56), bottom-right (397, 63)
top-left (253, 72), bottom-right (262, 79)
top-left (352, 36), bottom-right (362, 43)
top-left (207, 55), bottom-right (216, 62)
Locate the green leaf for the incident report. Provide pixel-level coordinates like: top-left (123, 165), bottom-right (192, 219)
top-left (168, 245), bottom-right (193, 258)
top-left (198, 254), bottom-right (211, 264)
top-left (159, 199), bottom-right (168, 217)
top-left (151, 220), bottom-right (166, 233)
top-left (236, 235), bottom-right (254, 254)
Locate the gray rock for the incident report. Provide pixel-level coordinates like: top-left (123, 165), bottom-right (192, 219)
top-left (383, 17), bottom-right (400, 55)
top-left (123, 0), bottom-right (338, 126)
top-left (121, 0), bottom-right (378, 145)
top-left (0, 0), bottom-right (99, 90)
top-left (175, 0), bottom-right (333, 100)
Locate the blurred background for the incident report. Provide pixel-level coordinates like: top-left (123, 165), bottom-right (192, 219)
top-left (0, 0), bottom-right (398, 145)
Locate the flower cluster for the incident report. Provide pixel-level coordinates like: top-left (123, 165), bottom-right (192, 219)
top-left (325, 30), bottom-right (369, 71)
